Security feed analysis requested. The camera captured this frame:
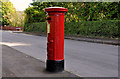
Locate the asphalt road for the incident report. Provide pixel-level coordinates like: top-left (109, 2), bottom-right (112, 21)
top-left (1, 31), bottom-right (118, 77)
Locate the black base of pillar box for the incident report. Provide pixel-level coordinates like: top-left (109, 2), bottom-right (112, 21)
top-left (46, 60), bottom-right (64, 72)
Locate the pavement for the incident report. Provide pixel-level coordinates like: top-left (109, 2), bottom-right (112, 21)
top-left (2, 45), bottom-right (119, 79)
top-left (1, 31), bottom-right (119, 77)
top-left (2, 45), bottom-right (78, 77)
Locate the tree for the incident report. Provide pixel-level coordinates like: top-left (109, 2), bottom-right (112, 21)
top-left (1, 1), bottom-right (16, 26)
top-left (11, 11), bottom-right (25, 27)
top-left (24, 6), bottom-right (46, 24)
top-left (1, 0), bottom-right (25, 27)
top-left (24, 2), bottom-right (120, 23)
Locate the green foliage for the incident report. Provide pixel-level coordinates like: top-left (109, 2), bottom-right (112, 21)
top-left (24, 5), bottom-right (46, 24)
top-left (1, 1), bottom-right (25, 27)
top-left (24, 20), bottom-right (119, 38)
top-left (24, 2), bottom-right (119, 38)
top-left (12, 11), bottom-right (25, 27)
top-left (1, 1), bottom-right (16, 26)
top-left (24, 22), bottom-right (47, 32)
top-left (65, 20), bottom-right (119, 38)
top-left (102, 2), bottom-right (120, 20)
top-left (24, 2), bottom-right (120, 24)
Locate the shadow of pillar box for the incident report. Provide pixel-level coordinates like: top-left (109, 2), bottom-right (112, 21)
top-left (45, 7), bottom-right (67, 72)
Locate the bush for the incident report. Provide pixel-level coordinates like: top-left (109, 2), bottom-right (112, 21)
top-left (24, 22), bottom-right (47, 33)
top-left (65, 20), bottom-right (119, 38)
top-left (24, 20), bottom-right (120, 38)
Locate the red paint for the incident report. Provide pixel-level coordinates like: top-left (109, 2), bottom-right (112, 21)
top-left (45, 7), bottom-right (67, 61)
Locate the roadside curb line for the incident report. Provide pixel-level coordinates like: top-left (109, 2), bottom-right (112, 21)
top-left (65, 37), bottom-right (119, 46)
top-left (13, 32), bottom-right (119, 46)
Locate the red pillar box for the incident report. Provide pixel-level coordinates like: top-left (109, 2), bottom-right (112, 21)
top-left (45, 7), bottom-right (67, 72)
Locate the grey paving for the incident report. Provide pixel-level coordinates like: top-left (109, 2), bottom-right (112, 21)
top-left (1, 31), bottom-right (118, 77)
top-left (2, 45), bottom-right (78, 77)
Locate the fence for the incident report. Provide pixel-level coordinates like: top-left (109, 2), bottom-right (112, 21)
top-left (1, 26), bottom-right (23, 31)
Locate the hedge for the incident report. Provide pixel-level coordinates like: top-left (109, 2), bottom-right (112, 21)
top-left (24, 22), bottom-right (47, 33)
top-left (24, 20), bottom-right (120, 38)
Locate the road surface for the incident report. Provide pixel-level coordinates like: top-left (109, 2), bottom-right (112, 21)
top-left (1, 31), bottom-right (118, 77)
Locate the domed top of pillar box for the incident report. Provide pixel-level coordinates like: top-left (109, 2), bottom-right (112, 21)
top-left (45, 7), bottom-right (68, 13)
